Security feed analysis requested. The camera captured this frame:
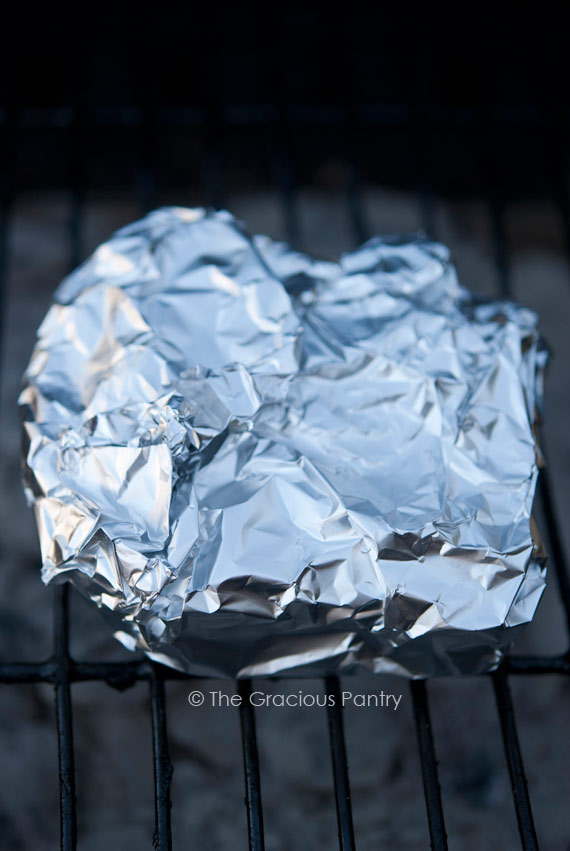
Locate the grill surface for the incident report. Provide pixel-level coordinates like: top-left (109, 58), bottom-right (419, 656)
top-left (0, 98), bottom-right (569, 851)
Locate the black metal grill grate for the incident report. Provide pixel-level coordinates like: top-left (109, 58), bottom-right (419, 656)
top-left (0, 104), bottom-right (569, 851)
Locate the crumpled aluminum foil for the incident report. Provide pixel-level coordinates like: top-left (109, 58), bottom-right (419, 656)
top-left (20, 207), bottom-right (548, 677)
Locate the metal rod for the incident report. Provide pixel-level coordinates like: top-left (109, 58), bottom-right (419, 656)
top-left (506, 654), bottom-right (570, 675)
top-left (6, 104), bottom-right (569, 132)
top-left (7, 648), bottom-right (570, 688)
top-left (5, 650), bottom-right (570, 687)
top-left (137, 102), bottom-right (158, 214)
top-left (486, 162), bottom-right (542, 851)
top-left (237, 680), bottom-right (265, 851)
top-left (53, 585), bottom-right (77, 851)
top-left (487, 180), bottom-right (570, 641)
top-left (68, 106), bottom-right (85, 271)
top-left (492, 668), bottom-right (539, 850)
top-left (325, 677), bottom-right (356, 851)
top-left (538, 450), bottom-right (570, 641)
top-left (274, 145), bottom-right (299, 246)
top-left (410, 681), bottom-right (448, 851)
top-left (149, 666), bottom-right (173, 851)
top-left (0, 107), bottom-right (15, 388)
top-left (346, 161), bottom-right (367, 247)
top-left (488, 196), bottom-right (511, 298)
top-left (0, 658), bottom-right (198, 685)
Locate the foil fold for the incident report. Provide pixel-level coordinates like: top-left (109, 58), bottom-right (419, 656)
top-left (20, 207), bottom-right (548, 677)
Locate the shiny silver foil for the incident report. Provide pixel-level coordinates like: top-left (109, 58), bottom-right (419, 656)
top-left (20, 207), bottom-right (548, 677)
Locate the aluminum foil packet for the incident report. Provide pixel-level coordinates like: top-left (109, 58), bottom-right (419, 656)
top-left (20, 207), bottom-right (548, 677)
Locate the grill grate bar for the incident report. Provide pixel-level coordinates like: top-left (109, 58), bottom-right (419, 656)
top-left (149, 667), bottom-right (173, 851)
top-left (489, 197), bottom-right (510, 298)
top-left (237, 680), bottom-right (265, 851)
top-left (506, 654), bottom-right (570, 674)
top-left (3, 649), bottom-right (570, 688)
top-left (0, 108), bottom-right (15, 381)
top-left (137, 104), bottom-right (159, 215)
top-left (68, 107), bottom-right (85, 271)
top-left (274, 146), bottom-right (299, 248)
top-left (325, 677), bottom-right (356, 851)
top-left (53, 585), bottom-right (77, 851)
top-left (8, 104), bottom-right (569, 133)
top-left (131, 120), bottom-right (175, 851)
top-left (492, 669), bottom-right (539, 850)
top-left (274, 137), bottom-right (299, 248)
top-left (486, 188), bottom-right (570, 639)
top-left (538, 455), bottom-right (570, 638)
top-left (410, 681), bottom-right (448, 851)
top-left (486, 197), bottom-right (542, 849)
top-left (345, 162), bottom-right (367, 248)
top-left (204, 92), bottom-right (225, 212)
top-left (539, 174), bottom-right (570, 636)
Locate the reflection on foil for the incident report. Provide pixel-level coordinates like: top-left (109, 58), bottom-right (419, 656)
top-left (20, 208), bottom-right (548, 677)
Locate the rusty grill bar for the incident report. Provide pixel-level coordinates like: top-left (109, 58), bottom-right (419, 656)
top-left (0, 105), bottom-right (568, 851)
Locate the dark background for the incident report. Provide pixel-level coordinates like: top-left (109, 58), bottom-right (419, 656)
top-left (1, 7), bottom-right (569, 851)
top-left (1, 7), bottom-right (568, 199)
